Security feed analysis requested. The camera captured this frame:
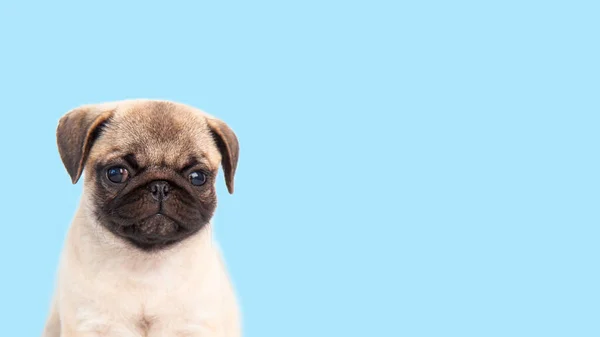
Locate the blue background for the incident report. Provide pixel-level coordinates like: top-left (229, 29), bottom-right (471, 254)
top-left (0, 1), bottom-right (598, 336)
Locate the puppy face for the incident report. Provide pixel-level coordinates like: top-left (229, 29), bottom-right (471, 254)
top-left (56, 100), bottom-right (239, 251)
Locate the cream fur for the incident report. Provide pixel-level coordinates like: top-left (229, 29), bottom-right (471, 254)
top-left (43, 192), bottom-right (240, 337)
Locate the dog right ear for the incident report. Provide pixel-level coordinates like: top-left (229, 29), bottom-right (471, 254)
top-left (206, 117), bottom-right (239, 194)
top-left (56, 105), bottom-right (115, 184)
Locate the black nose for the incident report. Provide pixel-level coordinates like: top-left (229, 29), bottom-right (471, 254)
top-left (149, 181), bottom-right (170, 201)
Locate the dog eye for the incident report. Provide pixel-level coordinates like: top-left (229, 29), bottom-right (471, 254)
top-left (189, 171), bottom-right (207, 186)
top-left (107, 167), bottom-right (129, 183)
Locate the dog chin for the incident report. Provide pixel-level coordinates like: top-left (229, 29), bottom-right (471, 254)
top-left (113, 214), bottom-right (194, 250)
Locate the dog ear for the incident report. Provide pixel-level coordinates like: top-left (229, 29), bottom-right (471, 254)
top-left (56, 105), bottom-right (115, 184)
top-left (206, 118), bottom-right (239, 194)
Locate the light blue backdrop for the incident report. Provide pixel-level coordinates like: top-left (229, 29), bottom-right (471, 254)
top-left (0, 1), bottom-right (598, 336)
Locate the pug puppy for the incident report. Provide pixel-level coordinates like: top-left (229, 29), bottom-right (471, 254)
top-left (42, 100), bottom-right (241, 337)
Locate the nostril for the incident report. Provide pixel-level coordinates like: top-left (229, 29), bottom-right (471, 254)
top-left (149, 181), bottom-right (170, 201)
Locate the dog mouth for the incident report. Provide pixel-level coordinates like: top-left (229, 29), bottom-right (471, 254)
top-left (114, 213), bottom-right (190, 248)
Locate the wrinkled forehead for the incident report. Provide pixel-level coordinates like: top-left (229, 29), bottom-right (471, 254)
top-left (89, 101), bottom-right (222, 169)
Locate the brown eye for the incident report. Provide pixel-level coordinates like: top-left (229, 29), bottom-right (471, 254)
top-left (189, 171), bottom-right (207, 186)
top-left (107, 167), bottom-right (129, 183)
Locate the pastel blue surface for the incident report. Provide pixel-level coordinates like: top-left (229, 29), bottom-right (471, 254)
top-left (0, 1), bottom-right (598, 336)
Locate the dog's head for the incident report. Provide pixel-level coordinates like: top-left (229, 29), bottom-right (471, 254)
top-left (56, 100), bottom-right (239, 251)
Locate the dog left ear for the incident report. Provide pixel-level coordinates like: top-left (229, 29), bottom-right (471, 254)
top-left (56, 105), bottom-right (115, 184)
top-left (206, 118), bottom-right (239, 194)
